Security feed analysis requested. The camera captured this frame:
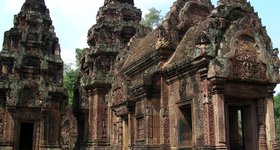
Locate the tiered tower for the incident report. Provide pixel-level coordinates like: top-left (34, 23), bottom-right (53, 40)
top-left (0, 0), bottom-right (71, 149)
top-left (78, 0), bottom-right (141, 149)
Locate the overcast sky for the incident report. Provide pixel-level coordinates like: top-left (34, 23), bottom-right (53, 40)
top-left (0, 0), bottom-right (280, 92)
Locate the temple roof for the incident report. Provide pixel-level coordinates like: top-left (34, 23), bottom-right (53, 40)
top-left (163, 0), bottom-right (272, 74)
top-left (1, 0), bottom-right (61, 60)
top-left (104, 0), bottom-right (134, 6)
top-left (21, 0), bottom-right (47, 13)
top-left (120, 0), bottom-right (213, 72)
top-left (121, 29), bottom-right (159, 70)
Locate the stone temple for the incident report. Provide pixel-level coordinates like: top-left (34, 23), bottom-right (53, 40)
top-left (1, 0), bottom-right (280, 149)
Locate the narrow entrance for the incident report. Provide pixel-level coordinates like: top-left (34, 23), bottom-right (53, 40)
top-left (228, 107), bottom-right (244, 150)
top-left (19, 122), bottom-right (34, 150)
top-left (178, 104), bottom-right (192, 147)
top-left (226, 104), bottom-right (257, 150)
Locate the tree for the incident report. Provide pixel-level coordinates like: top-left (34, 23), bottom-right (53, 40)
top-left (63, 48), bottom-right (85, 105)
top-left (274, 93), bottom-right (280, 140)
top-left (140, 7), bottom-right (163, 29)
top-left (64, 68), bottom-right (79, 105)
top-left (75, 48), bottom-right (84, 67)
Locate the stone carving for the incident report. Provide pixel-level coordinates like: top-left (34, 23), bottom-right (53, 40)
top-left (61, 111), bottom-right (78, 150)
top-left (156, 27), bottom-right (173, 50)
top-left (0, 118), bottom-right (3, 139)
top-left (0, 0), bottom-right (277, 149)
top-left (0, 0), bottom-right (67, 148)
top-left (179, 78), bottom-right (187, 102)
top-left (19, 86), bottom-right (39, 107)
top-left (112, 87), bottom-right (124, 105)
top-left (229, 34), bottom-right (266, 80)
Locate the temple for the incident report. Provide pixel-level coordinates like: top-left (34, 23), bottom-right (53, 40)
top-left (0, 0), bottom-right (279, 149)
top-left (0, 0), bottom-right (76, 149)
top-left (79, 0), bottom-right (280, 149)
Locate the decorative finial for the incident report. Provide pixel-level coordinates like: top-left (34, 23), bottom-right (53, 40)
top-left (22, 0), bottom-right (46, 12)
top-left (218, 0), bottom-right (247, 6)
top-left (104, 0), bottom-right (134, 6)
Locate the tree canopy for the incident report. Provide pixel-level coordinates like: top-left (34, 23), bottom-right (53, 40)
top-left (274, 93), bottom-right (280, 140)
top-left (140, 7), bottom-right (163, 29)
top-left (63, 48), bottom-right (85, 105)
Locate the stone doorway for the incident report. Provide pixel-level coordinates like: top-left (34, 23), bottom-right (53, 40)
top-left (19, 122), bottom-right (34, 150)
top-left (226, 103), bottom-right (257, 150)
top-left (178, 104), bottom-right (192, 147)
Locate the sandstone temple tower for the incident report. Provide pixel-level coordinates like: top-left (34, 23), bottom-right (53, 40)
top-left (0, 0), bottom-right (279, 149)
top-left (0, 0), bottom-right (75, 149)
top-left (78, 0), bottom-right (142, 149)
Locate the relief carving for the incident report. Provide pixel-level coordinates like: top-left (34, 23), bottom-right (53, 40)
top-left (226, 33), bottom-right (266, 80)
top-left (179, 78), bottom-right (187, 102)
top-left (18, 86), bottom-right (39, 107)
top-left (61, 111), bottom-right (78, 150)
top-left (0, 118), bottom-right (3, 139)
top-left (112, 87), bottom-right (124, 105)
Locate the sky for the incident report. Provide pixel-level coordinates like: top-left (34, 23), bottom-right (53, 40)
top-left (0, 0), bottom-right (280, 93)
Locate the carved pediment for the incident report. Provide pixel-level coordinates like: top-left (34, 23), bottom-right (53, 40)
top-left (111, 75), bottom-right (130, 106)
top-left (227, 33), bottom-right (266, 80)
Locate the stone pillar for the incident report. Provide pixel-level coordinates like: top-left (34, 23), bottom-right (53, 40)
top-left (258, 99), bottom-right (268, 150)
top-left (91, 88), bottom-right (109, 148)
top-left (160, 78), bottom-right (170, 149)
top-left (128, 113), bottom-right (134, 149)
top-left (88, 89), bottom-right (96, 144)
top-left (0, 110), bottom-right (14, 149)
top-left (122, 118), bottom-right (129, 150)
top-left (40, 113), bottom-right (45, 148)
top-left (265, 88), bottom-right (279, 150)
top-left (210, 78), bottom-right (227, 149)
top-left (82, 110), bottom-right (90, 145)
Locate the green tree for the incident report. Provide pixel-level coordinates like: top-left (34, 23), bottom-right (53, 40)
top-left (63, 48), bottom-right (85, 105)
top-left (274, 93), bottom-right (280, 141)
top-left (140, 7), bottom-right (163, 28)
top-left (64, 68), bottom-right (79, 105)
top-left (75, 48), bottom-right (84, 67)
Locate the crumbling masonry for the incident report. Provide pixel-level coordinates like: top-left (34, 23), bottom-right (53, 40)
top-left (1, 0), bottom-right (280, 149)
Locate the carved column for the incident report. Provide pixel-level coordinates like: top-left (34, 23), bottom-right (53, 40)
top-left (128, 113), bottom-right (134, 149)
top-left (90, 88), bottom-right (109, 147)
top-left (145, 102), bottom-right (152, 145)
top-left (160, 77), bottom-right (170, 148)
top-left (199, 68), bottom-right (214, 146)
top-left (265, 87), bottom-right (278, 150)
top-left (82, 110), bottom-right (89, 145)
top-left (39, 113), bottom-right (45, 148)
top-left (88, 89), bottom-right (96, 144)
top-left (41, 112), bottom-right (50, 147)
top-left (210, 78), bottom-right (227, 149)
top-left (257, 99), bottom-right (268, 149)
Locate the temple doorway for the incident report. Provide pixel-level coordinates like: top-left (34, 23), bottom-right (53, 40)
top-left (226, 103), bottom-right (257, 150)
top-left (178, 104), bottom-right (192, 147)
top-left (19, 122), bottom-right (34, 150)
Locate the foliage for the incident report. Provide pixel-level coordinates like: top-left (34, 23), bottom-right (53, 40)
top-left (75, 48), bottom-right (84, 67)
top-left (63, 48), bottom-right (85, 105)
top-left (64, 68), bottom-right (79, 105)
top-left (274, 93), bottom-right (280, 141)
top-left (140, 7), bottom-right (163, 29)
